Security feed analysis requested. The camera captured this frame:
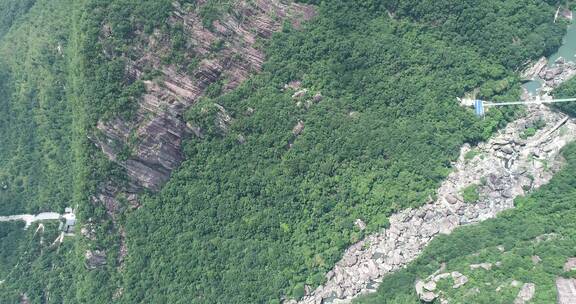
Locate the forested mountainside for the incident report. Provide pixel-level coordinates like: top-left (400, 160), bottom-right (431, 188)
top-left (0, 0), bottom-right (571, 303)
top-left (0, 0), bottom-right (77, 216)
top-left (352, 65), bottom-right (576, 304)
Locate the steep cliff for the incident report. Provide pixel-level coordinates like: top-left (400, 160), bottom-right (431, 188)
top-left (94, 0), bottom-right (315, 192)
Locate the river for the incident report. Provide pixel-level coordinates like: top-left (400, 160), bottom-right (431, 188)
top-left (524, 17), bottom-right (576, 95)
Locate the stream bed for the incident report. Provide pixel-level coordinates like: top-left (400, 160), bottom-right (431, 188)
top-left (524, 16), bottom-right (576, 95)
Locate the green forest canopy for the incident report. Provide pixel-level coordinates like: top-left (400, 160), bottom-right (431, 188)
top-left (0, 0), bottom-right (570, 303)
top-left (121, 0), bottom-right (565, 303)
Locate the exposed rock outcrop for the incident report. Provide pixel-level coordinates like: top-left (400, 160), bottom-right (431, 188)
top-left (85, 250), bottom-right (107, 269)
top-left (415, 270), bottom-right (469, 302)
top-left (537, 57), bottom-right (576, 93)
top-left (556, 277), bottom-right (576, 304)
top-left (564, 257), bottom-right (576, 272)
top-left (521, 57), bottom-right (547, 80)
top-left (89, 1), bottom-right (316, 265)
top-left (297, 105), bottom-right (576, 304)
top-left (513, 283), bottom-right (535, 304)
top-left (94, 0), bottom-right (315, 193)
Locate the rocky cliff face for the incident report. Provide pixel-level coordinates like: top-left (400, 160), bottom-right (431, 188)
top-left (94, 0), bottom-right (315, 192)
top-left (86, 0), bottom-right (314, 269)
top-left (296, 105), bottom-right (576, 304)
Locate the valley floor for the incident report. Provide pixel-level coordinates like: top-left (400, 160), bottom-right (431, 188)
top-left (300, 104), bottom-right (576, 304)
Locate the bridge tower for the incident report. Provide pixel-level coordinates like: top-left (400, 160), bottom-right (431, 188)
top-left (474, 100), bottom-right (484, 117)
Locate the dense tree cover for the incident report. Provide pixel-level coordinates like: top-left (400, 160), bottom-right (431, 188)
top-left (0, 0), bottom-right (76, 215)
top-left (553, 76), bottom-right (576, 115)
top-left (0, 222), bottom-right (80, 303)
top-left (0, 0), bottom-right (35, 39)
top-left (117, 1), bottom-right (564, 303)
top-left (383, 0), bottom-right (565, 68)
top-left (356, 142), bottom-right (576, 303)
top-left (0, 0), bottom-right (124, 301)
top-left (0, 222), bottom-right (26, 277)
top-left (0, 0), bottom-right (250, 302)
top-left (0, 0), bottom-right (569, 303)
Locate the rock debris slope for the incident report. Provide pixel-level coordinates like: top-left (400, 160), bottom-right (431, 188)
top-left (298, 105), bottom-right (576, 304)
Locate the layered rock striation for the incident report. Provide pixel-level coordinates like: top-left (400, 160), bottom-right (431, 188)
top-left (94, 0), bottom-right (315, 192)
top-left (87, 0), bottom-right (315, 269)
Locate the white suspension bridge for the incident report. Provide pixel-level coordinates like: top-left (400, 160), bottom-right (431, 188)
top-left (0, 208), bottom-right (76, 232)
top-left (470, 97), bottom-right (576, 116)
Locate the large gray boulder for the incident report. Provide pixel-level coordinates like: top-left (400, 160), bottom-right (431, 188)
top-left (513, 283), bottom-right (535, 304)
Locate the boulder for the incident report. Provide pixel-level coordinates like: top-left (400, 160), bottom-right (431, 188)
top-left (563, 257), bottom-right (576, 272)
top-left (423, 281), bottom-right (437, 292)
top-left (313, 93), bottom-right (323, 103)
top-left (284, 80), bottom-right (302, 90)
top-left (85, 250), bottom-right (107, 269)
top-left (500, 146), bottom-right (515, 155)
top-left (453, 274), bottom-right (469, 289)
top-left (420, 291), bottom-right (438, 303)
top-left (292, 89), bottom-right (308, 99)
top-left (513, 283), bottom-right (535, 304)
top-left (354, 219), bottom-right (367, 231)
top-left (556, 277), bottom-right (576, 304)
top-left (237, 134), bottom-right (246, 144)
top-left (342, 255), bottom-right (357, 267)
top-left (433, 273), bottom-right (451, 282)
top-left (304, 285), bottom-right (312, 296)
top-left (292, 120), bottom-right (305, 136)
top-left (470, 263), bottom-right (492, 271)
top-left (438, 216), bottom-right (459, 235)
top-left (445, 194), bottom-right (459, 204)
top-left (415, 280), bottom-right (438, 303)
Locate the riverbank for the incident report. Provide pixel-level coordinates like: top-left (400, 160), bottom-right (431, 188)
top-left (522, 15), bottom-right (576, 96)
